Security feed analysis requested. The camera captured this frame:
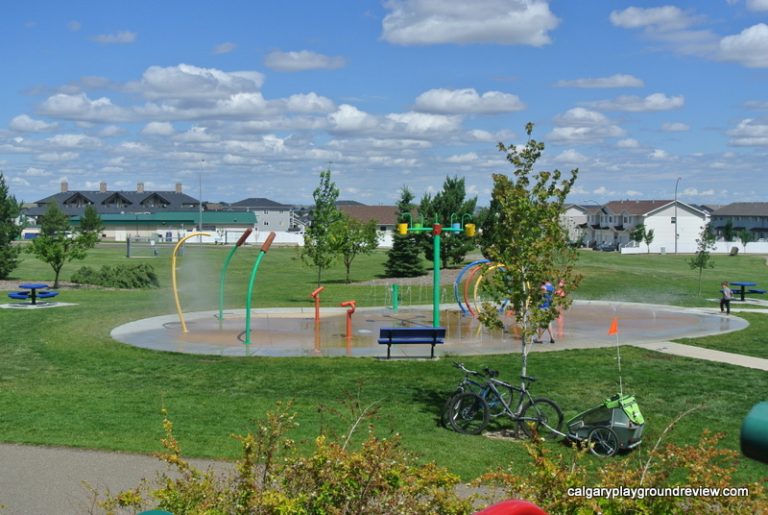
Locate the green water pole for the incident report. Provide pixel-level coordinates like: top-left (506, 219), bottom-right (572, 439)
top-left (244, 232), bottom-right (276, 345)
top-left (433, 224), bottom-right (441, 327)
top-left (392, 284), bottom-right (399, 313)
top-left (218, 228), bottom-right (253, 329)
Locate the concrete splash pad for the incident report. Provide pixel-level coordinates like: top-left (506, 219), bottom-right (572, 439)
top-left (110, 301), bottom-right (746, 358)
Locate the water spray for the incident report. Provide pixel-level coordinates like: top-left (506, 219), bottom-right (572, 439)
top-left (172, 232), bottom-right (211, 333)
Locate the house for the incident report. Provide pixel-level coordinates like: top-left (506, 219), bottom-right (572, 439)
top-left (561, 204), bottom-right (603, 245)
top-left (710, 202), bottom-right (768, 241)
top-left (337, 203), bottom-right (398, 248)
top-left (599, 200), bottom-right (708, 253)
top-left (228, 197), bottom-right (295, 232)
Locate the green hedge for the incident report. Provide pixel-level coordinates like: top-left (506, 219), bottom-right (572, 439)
top-left (71, 263), bottom-right (160, 289)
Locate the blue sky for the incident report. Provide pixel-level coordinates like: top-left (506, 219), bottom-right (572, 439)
top-left (2, 0), bottom-right (768, 206)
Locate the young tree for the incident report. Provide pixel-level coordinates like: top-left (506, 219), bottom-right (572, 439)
top-left (301, 169), bottom-right (341, 286)
top-left (643, 227), bottom-right (655, 253)
top-left (331, 215), bottom-right (380, 283)
top-left (630, 224), bottom-right (645, 247)
top-left (723, 219), bottom-right (735, 241)
top-left (417, 176), bottom-right (477, 269)
top-left (479, 123), bottom-right (580, 377)
top-left (79, 204), bottom-right (104, 245)
top-left (688, 224), bottom-right (717, 296)
top-left (738, 229), bottom-right (755, 254)
top-left (27, 203), bottom-right (97, 288)
top-left (0, 172), bottom-right (23, 279)
top-left (384, 187), bottom-right (426, 278)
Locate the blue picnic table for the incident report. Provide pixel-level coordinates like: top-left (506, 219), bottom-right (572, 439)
top-left (8, 283), bottom-right (58, 305)
top-left (730, 281), bottom-right (757, 302)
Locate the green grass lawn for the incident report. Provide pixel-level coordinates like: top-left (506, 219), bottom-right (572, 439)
top-left (1, 244), bottom-right (767, 484)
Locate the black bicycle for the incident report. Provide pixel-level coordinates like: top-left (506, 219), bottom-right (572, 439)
top-left (445, 365), bottom-right (563, 440)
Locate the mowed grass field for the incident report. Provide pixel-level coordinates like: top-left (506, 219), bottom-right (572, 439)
top-left (1, 242), bottom-right (767, 483)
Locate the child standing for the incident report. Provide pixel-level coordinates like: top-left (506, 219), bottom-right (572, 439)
top-left (720, 281), bottom-right (733, 315)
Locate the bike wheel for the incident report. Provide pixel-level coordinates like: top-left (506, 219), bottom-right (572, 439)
top-left (447, 392), bottom-right (490, 435)
top-left (519, 397), bottom-right (564, 441)
top-left (588, 426), bottom-right (619, 457)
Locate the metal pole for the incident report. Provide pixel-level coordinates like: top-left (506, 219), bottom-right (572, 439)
top-left (433, 224), bottom-right (441, 327)
top-left (218, 228), bottom-right (253, 329)
top-left (674, 177), bottom-right (681, 254)
top-left (244, 232), bottom-right (276, 345)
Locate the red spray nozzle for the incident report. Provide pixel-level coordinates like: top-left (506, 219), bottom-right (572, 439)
top-left (236, 228), bottom-right (253, 247)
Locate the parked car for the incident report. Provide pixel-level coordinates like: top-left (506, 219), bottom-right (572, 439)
top-left (596, 241), bottom-right (619, 252)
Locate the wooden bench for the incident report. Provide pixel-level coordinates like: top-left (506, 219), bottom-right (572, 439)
top-left (378, 327), bottom-right (446, 359)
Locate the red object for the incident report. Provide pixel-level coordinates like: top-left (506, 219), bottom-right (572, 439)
top-left (341, 300), bottom-right (356, 340)
top-left (261, 232), bottom-right (276, 252)
top-left (432, 223), bottom-right (442, 235)
top-left (608, 317), bottom-right (619, 336)
top-left (311, 287), bottom-right (325, 324)
top-left (474, 499), bottom-right (547, 515)
top-left (235, 228), bottom-right (253, 247)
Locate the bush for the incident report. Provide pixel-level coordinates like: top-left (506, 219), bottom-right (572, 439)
top-left (99, 405), bottom-right (475, 514)
top-left (71, 263), bottom-right (160, 289)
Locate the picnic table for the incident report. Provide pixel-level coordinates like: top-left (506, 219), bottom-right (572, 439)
top-left (7, 283), bottom-right (58, 305)
top-left (730, 281), bottom-right (758, 302)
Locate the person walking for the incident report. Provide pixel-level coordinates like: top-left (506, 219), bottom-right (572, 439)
top-left (534, 280), bottom-right (556, 344)
top-left (720, 281), bottom-right (733, 315)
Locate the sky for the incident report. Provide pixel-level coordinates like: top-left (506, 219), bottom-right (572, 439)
top-left (2, 0), bottom-right (768, 207)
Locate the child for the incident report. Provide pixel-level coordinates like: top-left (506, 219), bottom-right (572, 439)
top-left (720, 281), bottom-right (733, 315)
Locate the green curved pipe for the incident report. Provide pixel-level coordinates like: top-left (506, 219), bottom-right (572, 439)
top-left (244, 232), bottom-right (276, 345)
top-left (218, 228), bottom-right (253, 329)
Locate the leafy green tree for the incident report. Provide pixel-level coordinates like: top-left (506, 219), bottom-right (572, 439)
top-left (479, 123), bottom-right (580, 376)
top-left (417, 176), bottom-right (477, 269)
top-left (0, 172), bottom-right (23, 279)
top-left (738, 229), bottom-right (755, 254)
top-left (79, 204), bottom-right (104, 245)
top-left (331, 214), bottom-right (379, 283)
top-left (302, 169), bottom-right (341, 286)
top-left (643, 227), bottom-right (655, 253)
top-left (27, 202), bottom-right (98, 288)
top-left (723, 219), bottom-right (735, 241)
top-left (630, 224), bottom-right (654, 253)
top-left (688, 224), bottom-right (717, 295)
top-left (384, 187), bottom-right (426, 278)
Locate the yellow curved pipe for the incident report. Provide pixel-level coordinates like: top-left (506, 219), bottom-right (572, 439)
top-left (472, 263), bottom-right (503, 316)
top-left (172, 232), bottom-right (210, 333)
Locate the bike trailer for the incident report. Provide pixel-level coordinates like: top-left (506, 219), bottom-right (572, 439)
top-left (568, 393), bottom-right (645, 455)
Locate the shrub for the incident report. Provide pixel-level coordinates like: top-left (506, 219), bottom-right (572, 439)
top-left (71, 263), bottom-right (159, 289)
top-left (99, 405), bottom-right (474, 514)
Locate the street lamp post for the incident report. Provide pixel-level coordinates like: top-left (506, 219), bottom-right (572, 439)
top-left (674, 177), bottom-right (681, 254)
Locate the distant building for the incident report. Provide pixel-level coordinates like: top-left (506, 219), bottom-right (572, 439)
top-left (711, 202), bottom-right (768, 240)
top-left (228, 197), bottom-right (294, 232)
top-left (337, 203), bottom-right (399, 248)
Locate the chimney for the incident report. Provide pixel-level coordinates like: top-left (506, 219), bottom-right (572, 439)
top-left (61, 181), bottom-right (68, 193)
top-left (137, 182), bottom-right (144, 193)
top-left (99, 181), bottom-right (107, 193)
top-left (175, 182), bottom-right (182, 194)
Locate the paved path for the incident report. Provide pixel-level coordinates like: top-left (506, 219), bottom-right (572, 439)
top-left (2, 307), bottom-right (767, 514)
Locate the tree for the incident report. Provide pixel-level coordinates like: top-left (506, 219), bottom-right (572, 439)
top-left (479, 123), bottom-right (580, 377)
top-left (738, 229), bottom-right (755, 254)
top-left (723, 219), bottom-right (735, 241)
top-left (331, 214), bottom-right (379, 283)
top-left (384, 187), bottom-right (426, 278)
top-left (630, 224), bottom-right (654, 253)
top-left (27, 203), bottom-right (98, 288)
top-left (79, 204), bottom-right (104, 245)
top-left (688, 224), bottom-right (717, 295)
top-left (0, 172), bottom-right (23, 279)
top-left (301, 169), bottom-right (341, 286)
top-left (417, 176), bottom-right (477, 269)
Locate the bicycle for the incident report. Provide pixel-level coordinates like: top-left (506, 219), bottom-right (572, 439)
top-left (445, 367), bottom-right (564, 440)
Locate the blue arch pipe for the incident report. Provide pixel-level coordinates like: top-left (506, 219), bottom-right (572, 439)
top-left (453, 259), bottom-right (490, 315)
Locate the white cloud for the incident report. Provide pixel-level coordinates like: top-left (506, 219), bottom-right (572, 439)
top-left (47, 134), bottom-right (101, 148)
top-left (100, 125), bottom-right (123, 137)
top-left (682, 187), bottom-right (715, 197)
top-left (176, 127), bottom-right (216, 142)
top-left (141, 122), bottom-right (175, 136)
top-left (662, 122), bottom-right (690, 132)
top-left (213, 42), bottom-right (236, 54)
top-left (130, 64), bottom-right (264, 100)
top-left (728, 118), bottom-right (768, 145)
top-left (68, 20), bottom-right (81, 32)
top-left (446, 152), bottom-right (478, 163)
top-left (617, 138), bottom-right (640, 148)
top-left (624, 190), bottom-right (643, 197)
top-left (549, 107), bottom-right (624, 143)
top-left (22, 167), bottom-right (52, 177)
top-left (264, 50), bottom-right (345, 71)
top-left (382, 0), bottom-right (559, 46)
top-left (649, 149), bottom-right (669, 159)
top-left (719, 24), bottom-right (768, 68)
top-left (552, 149), bottom-right (588, 164)
top-left (591, 93), bottom-right (684, 111)
top-left (609, 6), bottom-right (692, 30)
top-left (747, 0), bottom-right (768, 11)
top-left (9, 114), bottom-right (57, 132)
top-left (38, 93), bottom-right (130, 122)
top-left (386, 111), bottom-right (462, 134)
top-left (329, 105), bottom-right (379, 132)
top-left (555, 74), bottom-right (644, 88)
top-left (91, 31), bottom-right (137, 44)
top-left (414, 88), bottom-right (525, 114)
top-left (283, 92), bottom-right (336, 113)
top-left (555, 107), bottom-right (609, 125)
top-left (37, 152), bottom-right (79, 162)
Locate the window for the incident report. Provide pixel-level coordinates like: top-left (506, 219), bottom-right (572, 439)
top-left (671, 217), bottom-right (676, 224)
top-left (263, 221), bottom-right (269, 226)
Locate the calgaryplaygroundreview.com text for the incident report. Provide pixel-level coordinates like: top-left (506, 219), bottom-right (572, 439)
top-left (567, 486), bottom-right (751, 500)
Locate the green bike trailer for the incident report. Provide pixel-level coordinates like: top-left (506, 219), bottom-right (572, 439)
top-left (567, 393), bottom-right (645, 457)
